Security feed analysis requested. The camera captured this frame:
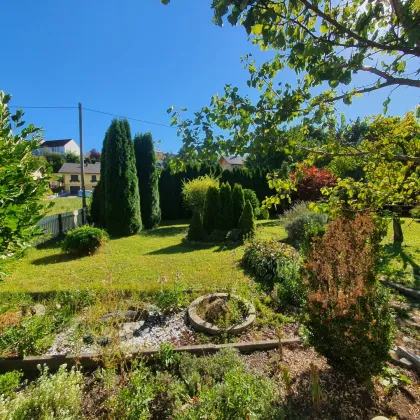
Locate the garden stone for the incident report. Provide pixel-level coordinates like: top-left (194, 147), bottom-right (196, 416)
top-left (371, 417), bottom-right (389, 420)
top-left (119, 321), bottom-right (146, 340)
top-left (398, 358), bottom-right (413, 369)
top-left (96, 337), bottom-right (110, 347)
top-left (83, 333), bottom-right (94, 345)
top-left (396, 346), bottom-right (420, 372)
top-left (100, 309), bottom-right (148, 324)
top-left (32, 304), bottom-right (46, 316)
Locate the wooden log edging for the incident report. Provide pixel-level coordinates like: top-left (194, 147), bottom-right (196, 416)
top-left (381, 279), bottom-right (420, 300)
top-left (0, 338), bottom-right (302, 373)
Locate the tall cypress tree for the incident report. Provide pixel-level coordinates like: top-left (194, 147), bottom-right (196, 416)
top-left (232, 184), bottom-right (245, 228)
top-left (99, 132), bottom-right (108, 227)
top-left (218, 182), bottom-right (234, 230)
top-left (134, 132), bottom-right (161, 229)
top-left (104, 119), bottom-right (142, 236)
top-left (203, 186), bottom-right (220, 234)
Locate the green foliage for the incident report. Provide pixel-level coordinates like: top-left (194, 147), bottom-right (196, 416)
top-left (0, 371), bottom-right (23, 397)
top-left (218, 182), bottom-right (234, 230)
top-left (182, 175), bottom-right (219, 214)
top-left (304, 214), bottom-right (394, 380)
top-left (113, 363), bottom-right (155, 420)
top-left (177, 350), bottom-right (279, 420)
top-left (44, 152), bottom-right (66, 173)
top-left (0, 91), bottom-right (50, 258)
top-left (243, 189), bottom-right (260, 217)
top-left (64, 150), bottom-right (80, 164)
top-left (156, 343), bottom-right (181, 369)
top-left (89, 181), bottom-right (102, 226)
top-left (238, 200), bottom-right (256, 238)
top-left (62, 225), bottom-right (108, 255)
top-left (0, 365), bottom-right (83, 419)
top-left (134, 132), bottom-right (161, 229)
top-left (243, 238), bottom-right (304, 306)
top-left (154, 277), bottom-right (189, 313)
top-left (202, 186), bottom-right (221, 234)
top-left (104, 119), bottom-right (142, 236)
top-left (232, 184), bottom-right (245, 228)
top-left (187, 211), bottom-right (207, 242)
top-left (281, 202), bottom-right (328, 253)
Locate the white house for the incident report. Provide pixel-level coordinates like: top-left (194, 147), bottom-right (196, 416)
top-left (219, 155), bottom-right (246, 171)
top-left (36, 139), bottom-right (80, 156)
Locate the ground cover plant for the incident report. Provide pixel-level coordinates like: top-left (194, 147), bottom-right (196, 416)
top-left (62, 226), bottom-right (109, 256)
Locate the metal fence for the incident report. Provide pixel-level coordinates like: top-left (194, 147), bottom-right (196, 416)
top-left (36, 208), bottom-right (87, 244)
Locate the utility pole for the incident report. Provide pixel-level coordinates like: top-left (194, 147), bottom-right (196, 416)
top-left (78, 102), bottom-right (87, 223)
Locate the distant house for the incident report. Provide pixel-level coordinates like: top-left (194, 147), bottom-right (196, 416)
top-left (219, 156), bottom-right (246, 171)
top-left (36, 139), bottom-right (80, 156)
top-left (58, 162), bottom-right (101, 195)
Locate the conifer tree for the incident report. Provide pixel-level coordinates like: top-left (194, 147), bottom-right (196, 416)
top-left (188, 210), bottom-right (207, 241)
top-left (104, 119), bottom-right (142, 236)
top-left (203, 186), bottom-right (220, 234)
top-left (238, 200), bottom-right (256, 238)
top-left (232, 184), bottom-right (245, 228)
top-left (219, 182), bottom-right (234, 230)
top-left (134, 132), bottom-right (161, 229)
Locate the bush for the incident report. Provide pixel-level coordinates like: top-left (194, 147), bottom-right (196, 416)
top-left (203, 186), bottom-right (220, 234)
top-left (243, 189), bottom-right (260, 217)
top-left (177, 349), bottom-right (279, 419)
top-left (62, 225), bottom-right (108, 255)
top-left (218, 183), bottom-right (234, 230)
top-left (282, 201), bottom-right (328, 252)
top-left (242, 238), bottom-right (304, 306)
top-left (187, 211), bottom-right (206, 242)
top-left (291, 164), bottom-right (336, 201)
top-left (238, 201), bottom-right (256, 238)
top-left (0, 365), bottom-right (83, 419)
top-left (0, 371), bottom-right (22, 397)
top-left (182, 175), bottom-right (219, 214)
top-left (232, 184), bottom-right (245, 228)
top-left (304, 214), bottom-right (394, 381)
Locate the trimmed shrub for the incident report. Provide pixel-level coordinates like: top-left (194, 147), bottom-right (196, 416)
top-left (62, 225), bottom-right (108, 255)
top-left (203, 186), bottom-right (220, 234)
top-left (243, 238), bottom-right (304, 306)
top-left (232, 184), bottom-right (245, 228)
top-left (238, 200), bottom-right (256, 238)
top-left (291, 164), bottom-right (336, 201)
top-left (104, 119), bottom-right (142, 236)
top-left (187, 211), bottom-right (207, 242)
top-left (282, 201), bottom-right (328, 252)
top-left (304, 214), bottom-right (394, 381)
top-left (243, 189), bottom-right (260, 217)
top-left (182, 175), bottom-right (219, 214)
top-left (134, 132), bottom-right (161, 229)
top-left (218, 182), bottom-right (234, 230)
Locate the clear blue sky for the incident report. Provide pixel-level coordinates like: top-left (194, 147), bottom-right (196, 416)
top-left (2, 0), bottom-right (419, 154)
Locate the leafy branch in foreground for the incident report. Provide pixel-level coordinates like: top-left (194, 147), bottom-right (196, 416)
top-left (0, 91), bottom-right (50, 258)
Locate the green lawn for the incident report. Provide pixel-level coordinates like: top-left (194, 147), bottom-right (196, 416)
top-left (380, 217), bottom-right (420, 289)
top-left (1, 220), bottom-right (287, 294)
top-left (44, 197), bottom-right (83, 216)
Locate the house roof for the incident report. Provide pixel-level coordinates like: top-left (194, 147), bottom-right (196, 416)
top-left (220, 155), bottom-right (246, 165)
top-left (41, 139), bottom-right (76, 148)
top-left (58, 162), bottom-right (101, 174)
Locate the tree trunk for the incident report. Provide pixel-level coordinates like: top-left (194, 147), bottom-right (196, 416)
top-left (393, 217), bottom-right (404, 243)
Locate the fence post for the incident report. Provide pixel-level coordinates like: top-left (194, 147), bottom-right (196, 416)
top-left (58, 213), bottom-right (63, 236)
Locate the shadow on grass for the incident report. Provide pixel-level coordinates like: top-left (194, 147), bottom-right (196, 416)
top-left (257, 220), bottom-right (282, 228)
top-left (147, 242), bottom-right (204, 255)
top-left (141, 225), bottom-right (187, 238)
top-left (31, 252), bottom-right (86, 266)
top-left (380, 242), bottom-right (420, 288)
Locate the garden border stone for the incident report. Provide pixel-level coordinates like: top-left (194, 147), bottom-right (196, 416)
top-left (187, 293), bottom-right (256, 335)
top-left (380, 279), bottom-right (420, 300)
top-left (0, 338), bottom-right (301, 373)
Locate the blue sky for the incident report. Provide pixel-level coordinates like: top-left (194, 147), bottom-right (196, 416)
top-left (2, 0), bottom-right (419, 154)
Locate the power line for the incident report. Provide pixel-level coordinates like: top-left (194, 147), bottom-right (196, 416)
top-left (83, 107), bottom-right (174, 128)
top-left (9, 105), bottom-right (175, 129)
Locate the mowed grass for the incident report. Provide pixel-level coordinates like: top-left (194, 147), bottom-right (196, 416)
top-left (44, 197), bottom-right (83, 216)
top-left (380, 217), bottom-right (420, 289)
top-left (1, 220), bottom-right (287, 294)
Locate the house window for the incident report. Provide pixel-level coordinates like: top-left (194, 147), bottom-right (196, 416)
top-left (70, 175), bottom-right (79, 182)
top-left (91, 175), bottom-right (97, 182)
